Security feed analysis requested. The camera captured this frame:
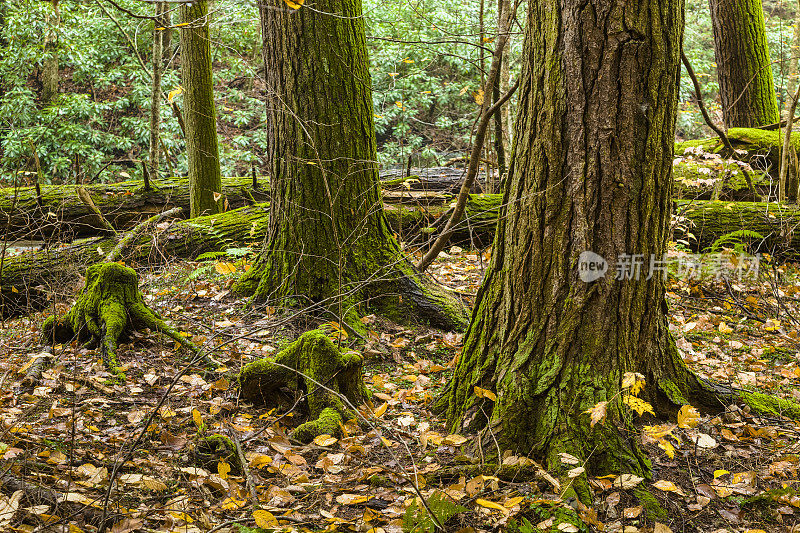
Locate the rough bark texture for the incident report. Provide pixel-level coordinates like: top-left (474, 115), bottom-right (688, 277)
top-left (437, 0), bottom-right (716, 493)
top-left (0, 175), bottom-right (267, 241)
top-left (180, 1), bottom-right (223, 218)
top-left (234, 0), bottom-right (468, 331)
top-left (239, 329), bottom-right (369, 442)
top-left (709, 0), bottom-right (779, 128)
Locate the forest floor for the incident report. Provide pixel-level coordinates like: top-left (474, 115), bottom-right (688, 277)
top-left (2, 246), bottom-right (800, 533)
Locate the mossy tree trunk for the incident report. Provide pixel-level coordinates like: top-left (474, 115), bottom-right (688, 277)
top-left (709, 0), bottom-right (780, 128)
top-left (233, 0), bottom-right (469, 331)
top-left (148, 2), bottom-right (166, 183)
top-left (180, 1), bottom-right (222, 218)
top-left (438, 0), bottom-right (720, 496)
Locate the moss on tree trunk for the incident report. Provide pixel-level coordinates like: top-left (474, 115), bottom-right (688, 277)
top-left (232, 0), bottom-right (468, 331)
top-left (435, 0), bottom-right (722, 499)
top-left (709, 0), bottom-right (779, 128)
top-left (239, 330), bottom-right (369, 442)
top-left (180, 1), bottom-right (223, 218)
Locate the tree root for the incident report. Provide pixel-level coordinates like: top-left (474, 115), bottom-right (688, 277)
top-left (238, 330), bottom-right (369, 443)
top-left (42, 262), bottom-right (208, 380)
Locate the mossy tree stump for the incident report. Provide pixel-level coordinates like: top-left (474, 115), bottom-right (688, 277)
top-left (238, 330), bottom-right (369, 443)
top-left (42, 262), bottom-right (200, 380)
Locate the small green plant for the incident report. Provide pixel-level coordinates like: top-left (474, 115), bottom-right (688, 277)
top-left (402, 491), bottom-right (467, 533)
top-left (708, 229), bottom-right (764, 254)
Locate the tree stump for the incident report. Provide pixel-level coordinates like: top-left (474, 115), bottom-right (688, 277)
top-left (238, 330), bottom-right (369, 443)
top-left (42, 262), bottom-right (199, 380)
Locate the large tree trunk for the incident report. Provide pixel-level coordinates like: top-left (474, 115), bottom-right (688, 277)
top-left (0, 176), bottom-right (267, 241)
top-left (180, 1), bottom-right (223, 218)
top-left (709, 0), bottom-right (779, 128)
top-left (233, 0), bottom-right (469, 331)
top-left (437, 0), bottom-right (718, 494)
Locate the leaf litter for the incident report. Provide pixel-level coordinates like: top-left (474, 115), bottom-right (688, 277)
top-left (0, 246), bottom-right (799, 532)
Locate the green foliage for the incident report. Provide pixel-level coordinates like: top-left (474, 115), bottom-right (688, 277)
top-left (708, 229), bottom-right (765, 253)
top-left (402, 491), bottom-right (467, 533)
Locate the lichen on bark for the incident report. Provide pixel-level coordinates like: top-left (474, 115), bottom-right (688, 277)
top-left (238, 329), bottom-right (369, 443)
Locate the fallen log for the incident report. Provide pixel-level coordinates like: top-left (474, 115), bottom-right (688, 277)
top-left (0, 175), bottom-right (268, 241)
top-left (5, 197), bottom-right (800, 317)
top-left (2, 162), bottom-right (766, 243)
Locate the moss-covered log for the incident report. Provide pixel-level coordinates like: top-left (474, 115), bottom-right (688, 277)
top-left (0, 176), bottom-right (267, 241)
top-left (239, 330), bottom-right (368, 443)
top-left (0, 204), bottom-right (270, 316)
top-left (675, 128), bottom-right (800, 176)
top-left (41, 262), bottom-right (203, 379)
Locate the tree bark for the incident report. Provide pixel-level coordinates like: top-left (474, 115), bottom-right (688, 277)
top-left (233, 0), bottom-right (469, 331)
top-left (709, 0), bottom-right (780, 128)
top-left (180, 1), bottom-right (223, 218)
top-left (437, 0), bottom-right (717, 493)
top-left (41, 4), bottom-right (59, 104)
top-left (149, 2), bottom-right (166, 183)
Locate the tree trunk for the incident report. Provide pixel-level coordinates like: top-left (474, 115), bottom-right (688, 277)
top-left (492, 0), bottom-right (511, 181)
top-left (41, 6), bottom-right (59, 104)
top-left (709, 0), bottom-right (779, 128)
top-left (0, 176), bottom-right (267, 241)
top-left (149, 2), bottom-right (166, 183)
top-left (180, 1), bottom-right (223, 218)
top-left (233, 0), bottom-right (469, 331)
top-left (437, 0), bottom-right (717, 494)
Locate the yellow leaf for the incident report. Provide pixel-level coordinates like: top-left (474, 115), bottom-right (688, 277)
top-left (476, 498), bottom-right (509, 514)
top-left (402, 58), bottom-right (414, 63)
top-left (623, 395), bottom-right (655, 417)
top-left (213, 191), bottom-right (223, 202)
top-left (474, 386), bottom-right (497, 401)
top-left (658, 439), bottom-right (676, 459)
top-left (253, 509), bottom-right (278, 528)
top-left (249, 454), bottom-right (272, 469)
top-left (718, 322), bottom-right (733, 334)
top-left (584, 401), bottom-right (608, 427)
top-left (214, 262), bottom-right (237, 275)
top-left (167, 86), bottom-right (183, 103)
top-left (11, 286), bottom-right (18, 293)
top-left (313, 434), bottom-right (338, 447)
top-left (652, 480), bottom-right (685, 495)
top-left (192, 409), bottom-right (203, 429)
top-left (336, 493), bottom-right (370, 505)
top-left (373, 402), bottom-right (388, 418)
top-left (443, 434), bottom-right (468, 446)
top-left (282, 0), bottom-right (304, 8)
top-left (473, 89), bottom-right (485, 105)
top-left (677, 405), bottom-right (701, 428)
top-left (217, 461), bottom-right (231, 480)
top-left (713, 469), bottom-right (730, 479)
top-left (622, 372), bottom-right (646, 395)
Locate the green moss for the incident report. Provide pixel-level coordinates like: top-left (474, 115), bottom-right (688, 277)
top-left (740, 391), bottom-right (800, 419)
top-left (633, 488), bottom-right (667, 521)
top-left (42, 262), bottom-right (206, 380)
top-left (238, 330), bottom-right (368, 443)
top-left (192, 434), bottom-right (241, 475)
top-left (658, 379), bottom-right (688, 406)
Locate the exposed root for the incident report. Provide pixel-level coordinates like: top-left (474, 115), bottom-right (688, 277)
top-left (238, 329), bottom-right (369, 443)
top-left (42, 262), bottom-right (207, 380)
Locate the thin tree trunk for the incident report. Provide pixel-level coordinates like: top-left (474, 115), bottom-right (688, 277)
top-left (41, 4), bottom-right (59, 104)
top-left (438, 0), bottom-right (721, 497)
top-left (180, 1), bottom-right (222, 218)
top-left (492, 0), bottom-right (510, 181)
top-left (709, 0), bottom-right (780, 128)
top-left (232, 0), bottom-right (468, 331)
top-left (149, 2), bottom-right (165, 183)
